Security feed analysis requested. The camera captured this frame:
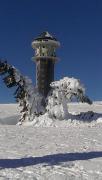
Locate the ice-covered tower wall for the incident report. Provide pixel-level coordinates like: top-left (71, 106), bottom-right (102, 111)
top-left (32, 31), bottom-right (60, 97)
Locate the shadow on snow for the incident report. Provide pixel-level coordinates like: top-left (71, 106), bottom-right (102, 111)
top-left (0, 151), bottom-right (102, 169)
top-left (0, 115), bottom-right (20, 125)
top-left (0, 111), bottom-right (102, 125)
top-left (68, 111), bottom-right (102, 122)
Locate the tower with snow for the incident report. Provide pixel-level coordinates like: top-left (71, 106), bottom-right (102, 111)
top-left (32, 31), bottom-right (60, 97)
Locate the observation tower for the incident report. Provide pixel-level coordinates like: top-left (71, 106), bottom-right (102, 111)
top-left (32, 31), bottom-right (60, 97)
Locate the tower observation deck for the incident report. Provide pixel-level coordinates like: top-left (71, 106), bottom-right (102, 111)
top-left (32, 31), bottom-right (60, 97)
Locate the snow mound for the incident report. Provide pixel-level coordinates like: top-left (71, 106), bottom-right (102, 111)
top-left (22, 110), bottom-right (102, 127)
top-left (0, 103), bottom-right (102, 127)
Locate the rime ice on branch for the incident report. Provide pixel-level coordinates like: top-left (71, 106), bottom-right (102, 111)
top-left (0, 60), bottom-right (45, 124)
top-left (46, 77), bottom-right (92, 120)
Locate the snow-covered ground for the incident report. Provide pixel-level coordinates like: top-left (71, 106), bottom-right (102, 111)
top-left (0, 102), bottom-right (102, 179)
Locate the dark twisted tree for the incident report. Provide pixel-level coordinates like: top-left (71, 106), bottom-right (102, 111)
top-left (0, 59), bottom-right (45, 124)
top-left (0, 60), bottom-right (29, 123)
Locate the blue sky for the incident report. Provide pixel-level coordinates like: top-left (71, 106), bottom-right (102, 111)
top-left (0, 0), bottom-right (102, 103)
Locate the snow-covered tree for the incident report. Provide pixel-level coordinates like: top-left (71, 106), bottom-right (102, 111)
top-left (0, 60), bottom-right (92, 124)
top-left (0, 60), bottom-right (45, 124)
top-left (46, 77), bottom-right (92, 120)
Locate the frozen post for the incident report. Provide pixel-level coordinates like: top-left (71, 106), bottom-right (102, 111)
top-left (32, 32), bottom-right (60, 97)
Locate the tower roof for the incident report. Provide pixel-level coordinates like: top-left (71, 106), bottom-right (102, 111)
top-left (34, 31), bottom-right (57, 41)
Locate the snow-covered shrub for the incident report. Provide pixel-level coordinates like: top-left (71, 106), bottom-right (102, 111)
top-left (46, 77), bottom-right (92, 120)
